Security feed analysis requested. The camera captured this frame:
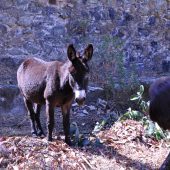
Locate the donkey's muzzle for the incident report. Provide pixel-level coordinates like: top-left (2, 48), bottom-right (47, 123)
top-left (75, 90), bottom-right (86, 106)
top-left (75, 97), bottom-right (86, 106)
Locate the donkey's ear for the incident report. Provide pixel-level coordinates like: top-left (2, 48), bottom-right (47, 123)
top-left (83, 44), bottom-right (93, 62)
top-left (67, 44), bottom-right (76, 61)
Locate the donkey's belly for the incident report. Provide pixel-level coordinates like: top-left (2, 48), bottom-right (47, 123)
top-left (22, 81), bottom-right (46, 104)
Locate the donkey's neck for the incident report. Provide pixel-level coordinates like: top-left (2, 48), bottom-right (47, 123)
top-left (60, 60), bottom-right (72, 89)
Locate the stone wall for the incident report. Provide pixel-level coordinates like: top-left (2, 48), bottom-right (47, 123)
top-left (0, 0), bottom-right (169, 87)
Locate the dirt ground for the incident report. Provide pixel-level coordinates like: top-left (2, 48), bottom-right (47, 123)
top-left (0, 104), bottom-right (104, 136)
top-left (0, 102), bottom-right (170, 169)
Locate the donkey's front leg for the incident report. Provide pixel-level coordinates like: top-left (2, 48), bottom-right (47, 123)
top-left (61, 103), bottom-right (72, 145)
top-left (46, 100), bottom-right (54, 141)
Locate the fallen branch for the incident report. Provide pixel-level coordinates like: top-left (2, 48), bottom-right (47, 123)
top-left (81, 156), bottom-right (96, 169)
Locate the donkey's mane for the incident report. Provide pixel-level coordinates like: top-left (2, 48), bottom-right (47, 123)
top-left (59, 60), bottom-right (72, 89)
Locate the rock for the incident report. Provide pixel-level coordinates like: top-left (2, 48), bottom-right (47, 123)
top-left (77, 109), bottom-right (89, 117)
top-left (86, 86), bottom-right (105, 104)
top-left (42, 6), bottom-right (56, 16)
top-left (6, 7), bottom-right (24, 18)
top-left (97, 98), bottom-right (108, 110)
top-left (138, 27), bottom-right (150, 37)
top-left (39, 39), bottom-right (52, 50)
top-left (81, 11), bottom-right (89, 19)
top-left (108, 7), bottom-right (115, 20)
top-left (28, 1), bottom-right (42, 13)
top-left (51, 25), bottom-right (65, 36)
top-left (0, 14), bottom-right (16, 27)
top-left (23, 42), bottom-right (40, 54)
top-left (48, 0), bottom-right (56, 5)
top-left (0, 0), bottom-right (13, 9)
top-left (15, 0), bottom-right (28, 6)
top-left (82, 0), bottom-right (87, 4)
top-left (8, 48), bottom-right (25, 55)
top-left (0, 144), bottom-right (9, 157)
top-left (123, 12), bottom-right (133, 21)
top-left (109, 111), bottom-right (119, 121)
top-left (22, 28), bottom-right (32, 35)
top-left (79, 113), bottom-right (86, 117)
top-left (80, 138), bottom-right (90, 146)
top-left (94, 138), bottom-right (103, 147)
top-left (165, 30), bottom-right (170, 41)
top-left (90, 7), bottom-right (101, 21)
top-left (82, 110), bottom-right (89, 115)
top-left (0, 57), bottom-right (21, 84)
top-left (162, 59), bottom-right (170, 72)
top-left (148, 16), bottom-right (156, 26)
top-left (70, 122), bottom-right (78, 135)
top-left (0, 24), bottom-right (7, 36)
top-left (0, 57), bottom-right (18, 68)
top-left (67, 20), bottom-right (87, 35)
top-left (165, 21), bottom-right (170, 28)
top-left (88, 105), bottom-right (96, 111)
top-left (8, 27), bottom-right (23, 38)
top-left (115, 29), bottom-right (126, 38)
top-left (119, 12), bottom-right (133, 26)
top-left (97, 108), bottom-right (104, 115)
top-left (88, 86), bottom-right (104, 92)
top-left (114, 83), bottom-right (122, 92)
top-left (17, 16), bottom-right (33, 27)
top-left (150, 41), bottom-right (158, 48)
top-left (0, 85), bottom-right (20, 111)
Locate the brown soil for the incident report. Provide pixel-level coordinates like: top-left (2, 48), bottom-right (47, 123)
top-left (0, 104), bottom-right (170, 169)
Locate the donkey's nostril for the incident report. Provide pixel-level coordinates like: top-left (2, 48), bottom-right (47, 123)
top-left (75, 97), bottom-right (85, 102)
top-left (75, 98), bottom-right (78, 103)
top-left (75, 97), bottom-right (86, 106)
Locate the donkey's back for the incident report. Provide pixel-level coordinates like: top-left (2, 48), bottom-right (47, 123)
top-left (17, 57), bottom-right (63, 104)
top-left (149, 77), bottom-right (170, 130)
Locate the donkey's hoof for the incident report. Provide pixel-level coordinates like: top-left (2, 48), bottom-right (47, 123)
top-left (37, 131), bottom-right (45, 137)
top-left (65, 139), bottom-right (72, 146)
top-left (32, 132), bottom-right (38, 138)
top-left (47, 137), bottom-right (53, 142)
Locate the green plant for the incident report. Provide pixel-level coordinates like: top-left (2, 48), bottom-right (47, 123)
top-left (120, 85), bottom-right (149, 121)
top-left (121, 107), bottom-right (143, 121)
top-left (92, 112), bottom-right (118, 135)
top-left (130, 85), bottom-right (150, 114)
top-left (121, 85), bottom-right (168, 140)
top-left (92, 34), bottom-right (125, 86)
top-left (70, 122), bottom-right (91, 147)
top-left (142, 117), bottom-right (166, 140)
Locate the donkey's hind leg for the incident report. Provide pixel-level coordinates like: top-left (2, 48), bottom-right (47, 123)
top-left (24, 98), bottom-right (37, 137)
top-left (46, 100), bottom-right (55, 141)
top-left (34, 104), bottom-right (45, 136)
